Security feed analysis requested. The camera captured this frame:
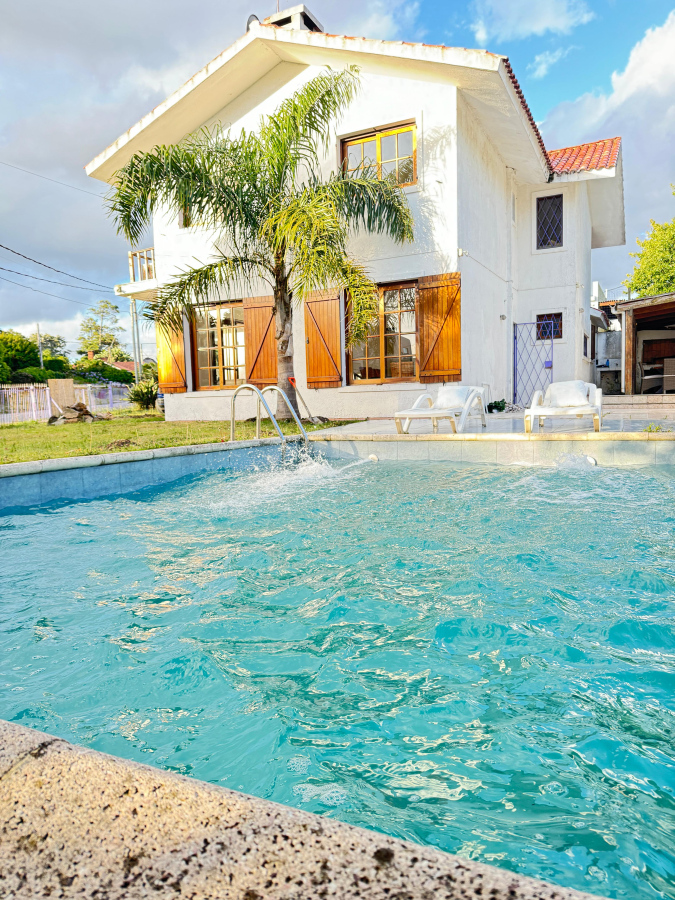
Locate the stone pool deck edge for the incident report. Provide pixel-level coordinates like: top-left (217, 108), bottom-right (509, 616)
top-left (0, 720), bottom-right (604, 900)
top-left (310, 431), bottom-right (675, 466)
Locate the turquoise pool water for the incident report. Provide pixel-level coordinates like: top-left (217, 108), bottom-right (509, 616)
top-left (2, 455), bottom-right (675, 898)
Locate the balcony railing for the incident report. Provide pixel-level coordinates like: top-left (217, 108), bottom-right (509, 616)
top-left (128, 247), bottom-right (155, 282)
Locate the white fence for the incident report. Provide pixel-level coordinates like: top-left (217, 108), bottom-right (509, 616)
top-left (0, 382), bottom-right (132, 425)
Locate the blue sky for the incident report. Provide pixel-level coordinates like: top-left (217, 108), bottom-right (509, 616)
top-left (1, 0), bottom-right (674, 352)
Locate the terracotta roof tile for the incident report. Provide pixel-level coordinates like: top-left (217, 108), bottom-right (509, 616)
top-left (548, 137), bottom-right (621, 174)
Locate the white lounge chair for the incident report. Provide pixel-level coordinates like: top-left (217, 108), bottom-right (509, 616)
top-left (394, 385), bottom-right (487, 434)
top-left (524, 381), bottom-right (603, 433)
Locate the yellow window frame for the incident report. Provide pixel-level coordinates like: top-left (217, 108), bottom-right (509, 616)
top-left (342, 124), bottom-right (417, 188)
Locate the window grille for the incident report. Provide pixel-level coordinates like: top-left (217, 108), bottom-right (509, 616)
top-left (536, 194), bottom-right (563, 249)
top-left (536, 312), bottom-right (563, 341)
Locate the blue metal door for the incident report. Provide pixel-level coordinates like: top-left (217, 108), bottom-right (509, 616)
top-left (513, 322), bottom-right (553, 406)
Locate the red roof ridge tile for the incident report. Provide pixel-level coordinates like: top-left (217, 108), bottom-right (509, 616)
top-left (547, 137), bottom-right (622, 174)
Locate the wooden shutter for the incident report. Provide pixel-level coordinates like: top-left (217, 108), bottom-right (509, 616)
top-left (244, 296), bottom-right (277, 387)
top-left (418, 273), bottom-right (461, 383)
top-left (156, 323), bottom-right (187, 393)
top-left (304, 291), bottom-right (342, 389)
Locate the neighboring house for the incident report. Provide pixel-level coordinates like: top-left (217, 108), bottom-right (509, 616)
top-left (86, 5), bottom-right (625, 419)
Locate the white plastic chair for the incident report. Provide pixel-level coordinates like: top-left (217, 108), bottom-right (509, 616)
top-left (524, 381), bottom-right (603, 433)
top-left (394, 385), bottom-right (487, 434)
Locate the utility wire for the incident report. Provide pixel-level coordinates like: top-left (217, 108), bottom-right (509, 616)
top-left (0, 160), bottom-right (106, 198)
top-left (0, 265), bottom-right (114, 293)
top-left (0, 274), bottom-right (91, 306)
top-left (0, 242), bottom-right (112, 290)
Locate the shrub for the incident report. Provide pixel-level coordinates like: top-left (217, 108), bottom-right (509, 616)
top-left (10, 367), bottom-right (72, 384)
top-left (73, 358), bottom-right (134, 384)
top-left (0, 331), bottom-right (40, 372)
top-left (43, 356), bottom-right (70, 374)
top-left (127, 379), bottom-right (159, 409)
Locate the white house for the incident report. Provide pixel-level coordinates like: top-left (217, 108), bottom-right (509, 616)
top-left (86, 5), bottom-right (625, 420)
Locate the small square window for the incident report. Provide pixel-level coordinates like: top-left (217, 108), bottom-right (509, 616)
top-left (536, 194), bottom-right (563, 249)
top-left (536, 313), bottom-right (563, 340)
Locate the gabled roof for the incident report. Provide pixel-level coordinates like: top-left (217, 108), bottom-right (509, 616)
top-left (86, 22), bottom-right (553, 185)
top-left (548, 138), bottom-right (621, 175)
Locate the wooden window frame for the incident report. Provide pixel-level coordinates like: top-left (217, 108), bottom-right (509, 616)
top-left (348, 282), bottom-right (418, 385)
top-left (341, 124), bottom-right (417, 188)
top-left (192, 301), bottom-right (246, 391)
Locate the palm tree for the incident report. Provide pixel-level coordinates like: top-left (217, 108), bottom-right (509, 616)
top-left (109, 67), bottom-right (413, 418)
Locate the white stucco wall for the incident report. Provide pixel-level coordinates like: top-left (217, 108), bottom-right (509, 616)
top-left (512, 180), bottom-right (594, 389)
top-left (153, 54), bottom-right (596, 421)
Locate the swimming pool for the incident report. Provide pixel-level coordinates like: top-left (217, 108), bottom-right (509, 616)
top-left (2, 455), bottom-right (675, 899)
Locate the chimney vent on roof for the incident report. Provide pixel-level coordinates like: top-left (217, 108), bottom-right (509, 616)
top-left (246, 14), bottom-right (260, 30)
top-left (261, 4), bottom-right (323, 32)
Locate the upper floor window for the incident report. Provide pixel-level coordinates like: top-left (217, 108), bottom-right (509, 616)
top-left (342, 125), bottom-right (416, 187)
top-left (536, 312), bottom-right (563, 341)
top-left (536, 194), bottom-right (563, 249)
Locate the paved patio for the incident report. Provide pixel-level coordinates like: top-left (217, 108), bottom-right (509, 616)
top-left (323, 405), bottom-right (675, 437)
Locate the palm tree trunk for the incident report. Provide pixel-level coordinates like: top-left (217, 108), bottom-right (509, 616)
top-left (273, 263), bottom-right (299, 420)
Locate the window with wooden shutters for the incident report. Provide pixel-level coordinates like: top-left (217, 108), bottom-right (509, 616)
top-left (193, 303), bottom-right (246, 389)
top-left (243, 296), bottom-right (277, 387)
top-left (155, 323), bottom-right (187, 393)
top-left (304, 292), bottom-right (342, 389)
top-left (349, 283), bottom-right (417, 383)
top-left (417, 273), bottom-right (461, 383)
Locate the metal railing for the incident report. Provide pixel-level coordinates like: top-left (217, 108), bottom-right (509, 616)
top-left (0, 384), bottom-right (52, 425)
top-left (229, 384), bottom-right (309, 445)
top-left (128, 247), bottom-right (155, 282)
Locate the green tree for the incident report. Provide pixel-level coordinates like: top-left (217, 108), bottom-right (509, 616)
top-left (0, 346), bottom-right (10, 383)
top-left (78, 299), bottom-right (126, 361)
top-left (28, 332), bottom-right (67, 357)
top-left (108, 67), bottom-right (413, 417)
top-left (625, 186), bottom-right (675, 297)
top-left (0, 330), bottom-right (40, 372)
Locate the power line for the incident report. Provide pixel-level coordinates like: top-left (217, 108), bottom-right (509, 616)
top-left (0, 265), bottom-right (114, 293)
top-left (0, 242), bottom-right (112, 290)
top-left (0, 274), bottom-right (90, 307)
top-left (0, 160), bottom-right (106, 198)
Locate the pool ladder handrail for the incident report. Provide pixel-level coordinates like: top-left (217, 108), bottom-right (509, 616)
top-left (229, 383), bottom-right (309, 445)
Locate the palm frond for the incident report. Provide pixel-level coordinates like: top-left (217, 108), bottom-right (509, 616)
top-left (147, 255), bottom-right (266, 335)
top-left (108, 132), bottom-right (268, 246)
top-left (323, 171), bottom-right (415, 243)
top-left (260, 67), bottom-right (360, 188)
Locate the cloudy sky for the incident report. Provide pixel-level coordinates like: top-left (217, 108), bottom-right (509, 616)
top-left (1, 0), bottom-right (674, 356)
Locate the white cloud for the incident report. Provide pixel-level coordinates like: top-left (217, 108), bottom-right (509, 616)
top-left (0, 0), bottom-right (420, 338)
top-left (527, 48), bottom-right (571, 80)
top-left (541, 11), bottom-right (675, 288)
top-left (472, 0), bottom-right (593, 45)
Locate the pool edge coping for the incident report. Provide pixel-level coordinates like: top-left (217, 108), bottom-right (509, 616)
top-left (0, 719), bottom-right (605, 900)
top-left (0, 435), bottom-right (303, 479)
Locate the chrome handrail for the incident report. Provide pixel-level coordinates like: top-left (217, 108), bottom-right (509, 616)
top-left (230, 384), bottom-right (285, 444)
top-left (261, 386), bottom-right (309, 445)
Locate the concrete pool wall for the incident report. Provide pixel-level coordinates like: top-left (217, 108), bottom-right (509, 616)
top-left (0, 437), bottom-right (301, 512)
top-left (0, 719), bottom-right (603, 900)
top-left (2, 431), bottom-right (674, 512)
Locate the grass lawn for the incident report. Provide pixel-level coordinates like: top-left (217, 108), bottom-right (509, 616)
top-left (0, 409), bottom-right (352, 465)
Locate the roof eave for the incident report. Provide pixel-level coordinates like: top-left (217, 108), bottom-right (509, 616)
top-left (86, 24), bottom-right (550, 186)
